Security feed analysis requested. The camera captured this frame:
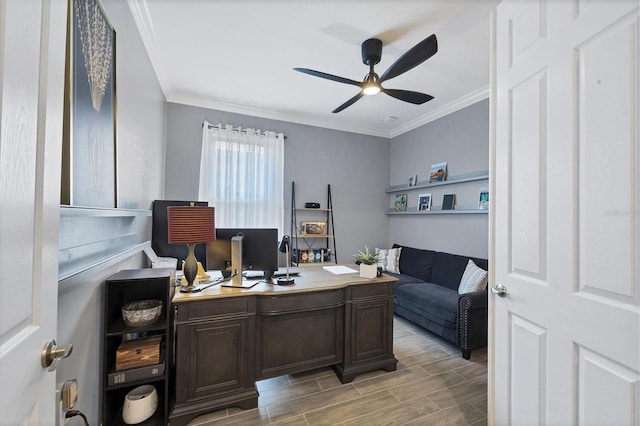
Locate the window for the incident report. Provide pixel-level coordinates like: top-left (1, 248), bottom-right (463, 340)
top-left (198, 122), bottom-right (285, 235)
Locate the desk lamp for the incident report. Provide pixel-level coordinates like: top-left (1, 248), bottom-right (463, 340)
top-left (277, 235), bottom-right (295, 285)
top-left (167, 205), bottom-right (215, 292)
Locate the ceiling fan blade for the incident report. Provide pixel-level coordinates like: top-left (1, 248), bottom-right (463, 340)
top-left (332, 93), bottom-right (365, 113)
top-left (382, 88), bottom-right (434, 105)
top-left (379, 34), bottom-right (438, 83)
top-left (293, 68), bottom-right (363, 87)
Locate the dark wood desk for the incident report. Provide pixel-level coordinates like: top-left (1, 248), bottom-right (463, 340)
top-left (169, 266), bottom-right (398, 426)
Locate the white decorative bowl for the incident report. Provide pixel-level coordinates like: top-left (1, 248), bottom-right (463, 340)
top-left (122, 384), bottom-right (158, 424)
top-left (121, 299), bottom-right (163, 327)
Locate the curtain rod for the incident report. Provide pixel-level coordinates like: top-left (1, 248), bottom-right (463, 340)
top-left (203, 122), bottom-right (287, 139)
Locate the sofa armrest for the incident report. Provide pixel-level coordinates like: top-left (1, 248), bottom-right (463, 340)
top-left (457, 290), bottom-right (488, 353)
top-left (458, 290), bottom-right (487, 310)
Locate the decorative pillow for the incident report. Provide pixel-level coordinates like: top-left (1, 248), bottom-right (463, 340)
top-left (458, 259), bottom-right (488, 294)
top-left (375, 247), bottom-right (401, 274)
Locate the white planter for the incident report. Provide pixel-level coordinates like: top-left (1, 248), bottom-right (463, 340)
top-left (359, 263), bottom-right (378, 279)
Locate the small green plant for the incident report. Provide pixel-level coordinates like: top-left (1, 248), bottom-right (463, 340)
top-left (353, 246), bottom-right (379, 265)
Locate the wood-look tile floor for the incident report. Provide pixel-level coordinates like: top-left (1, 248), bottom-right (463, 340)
top-left (188, 316), bottom-right (488, 426)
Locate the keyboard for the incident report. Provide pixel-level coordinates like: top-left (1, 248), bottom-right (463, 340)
top-left (242, 269), bottom-right (300, 279)
top-left (272, 269), bottom-right (300, 278)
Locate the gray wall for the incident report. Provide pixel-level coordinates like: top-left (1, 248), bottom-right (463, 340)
top-left (56, 0), bottom-right (167, 423)
top-left (389, 99), bottom-right (490, 258)
top-left (165, 102), bottom-right (391, 264)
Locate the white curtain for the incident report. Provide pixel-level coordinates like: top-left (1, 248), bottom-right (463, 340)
top-left (198, 121), bottom-right (285, 236)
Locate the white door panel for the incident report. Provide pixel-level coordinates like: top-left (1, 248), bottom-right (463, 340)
top-left (491, 0), bottom-right (639, 424)
top-left (0, 0), bottom-right (67, 424)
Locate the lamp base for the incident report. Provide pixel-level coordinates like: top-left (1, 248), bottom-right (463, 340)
top-left (179, 285), bottom-right (197, 293)
top-left (276, 276), bottom-right (295, 285)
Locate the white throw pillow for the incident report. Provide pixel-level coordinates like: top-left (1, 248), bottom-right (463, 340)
top-left (458, 259), bottom-right (488, 294)
top-left (375, 247), bottom-right (401, 274)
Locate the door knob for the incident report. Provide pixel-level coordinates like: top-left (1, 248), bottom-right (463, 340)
top-left (41, 339), bottom-right (73, 371)
top-left (491, 283), bottom-right (509, 298)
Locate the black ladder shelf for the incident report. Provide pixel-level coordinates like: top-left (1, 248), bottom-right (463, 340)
top-left (290, 182), bottom-right (337, 266)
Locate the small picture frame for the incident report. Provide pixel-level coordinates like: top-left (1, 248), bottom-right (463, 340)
top-left (301, 221), bottom-right (326, 235)
top-left (442, 194), bottom-right (456, 210)
top-left (418, 193), bottom-right (432, 211)
top-left (479, 188), bottom-right (489, 209)
top-left (429, 162), bottom-right (447, 183)
top-left (408, 174), bottom-right (418, 186)
top-left (394, 193), bottom-right (407, 211)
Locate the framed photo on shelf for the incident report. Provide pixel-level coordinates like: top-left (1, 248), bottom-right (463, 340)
top-left (301, 221), bottom-right (326, 235)
top-left (429, 162), bottom-right (447, 183)
top-left (442, 194), bottom-right (456, 210)
top-left (418, 193), bottom-right (432, 211)
top-left (408, 174), bottom-right (418, 186)
top-left (394, 193), bottom-right (407, 211)
top-left (478, 188), bottom-right (489, 209)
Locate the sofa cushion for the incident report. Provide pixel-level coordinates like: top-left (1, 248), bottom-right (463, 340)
top-left (393, 244), bottom-right (437, 282)
top-left (458, 260), bottom-right (489, 294)
top-left (395, 283), bottom-right (458, 328)
top-left (375, 247), bottom-right (401, 273)
top-left (385, 272), bottom-right (426, 291)
top-left (431, 251), bottom-right (488, 291)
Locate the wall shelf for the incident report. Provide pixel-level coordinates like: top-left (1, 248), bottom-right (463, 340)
top-left (60, 206), bottom-right (152, 217)
top-left (58, 206), bottom-right (152, 283)
top-left (386, 171), bottom-right (489, 193)
top-left (295, 208), bottom-right (332, 212)
top-left (387, 209), bottom-right (488, 216)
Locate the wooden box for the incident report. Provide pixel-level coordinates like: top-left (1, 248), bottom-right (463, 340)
top-left (115, 336), bottom-right (161, 371)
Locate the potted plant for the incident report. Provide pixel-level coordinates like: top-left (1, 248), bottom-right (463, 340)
top-left (353, 246), bottom-right (379, 279)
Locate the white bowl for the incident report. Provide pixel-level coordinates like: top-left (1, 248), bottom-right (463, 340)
top-left (122, 384), bottom-right (158, 424)
top-left (121, 299), bottom-right (163, 327)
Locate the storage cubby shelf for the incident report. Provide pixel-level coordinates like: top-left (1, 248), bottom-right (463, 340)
top-left (386, 171), bottom-right (488, 193)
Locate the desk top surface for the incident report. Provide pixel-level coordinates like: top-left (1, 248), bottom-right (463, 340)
top-left (172, 264), bottom-right (397, 303)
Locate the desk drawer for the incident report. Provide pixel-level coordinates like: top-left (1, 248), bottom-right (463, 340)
top-left (178, 297), bottom-right (254, 322)
top-left (350, 282), bottom-right (393, 300)
top-left (258, 289), bottom-right (344, 314)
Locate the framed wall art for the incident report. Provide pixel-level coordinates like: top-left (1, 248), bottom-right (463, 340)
top-left (62, 0), bottom-right (117, 207)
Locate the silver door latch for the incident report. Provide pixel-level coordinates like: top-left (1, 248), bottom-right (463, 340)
top-left (491, 283), bottom-right (509, 298)
top-left (41, 339), bottom-right (73, 371)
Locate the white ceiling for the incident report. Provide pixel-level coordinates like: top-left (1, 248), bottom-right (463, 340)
top-left (129, 0), bottom-right (500, 138)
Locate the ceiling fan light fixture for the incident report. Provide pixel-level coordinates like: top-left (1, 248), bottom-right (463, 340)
top-left (362, 83), bottom-right (381, 96)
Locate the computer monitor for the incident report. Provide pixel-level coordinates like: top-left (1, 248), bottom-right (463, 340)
top-left (207, 228), bottom-right (279, 277)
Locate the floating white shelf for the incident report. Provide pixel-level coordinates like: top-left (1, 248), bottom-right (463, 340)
top-left (386, 171), bottom-right (489, 193)
top-left (387, 209), bottom-right (488, 216)
top-left (60, 205), bottom-right (152, 216)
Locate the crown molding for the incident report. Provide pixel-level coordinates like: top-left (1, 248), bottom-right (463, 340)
top-left (169, 87), bottom-right (490, 141)
top-left (389, 85), bottom-right (490, 138)
top-left (167, 94), bottom-right (392, 138)
top-left (127, 0), bottom-right (167, 96)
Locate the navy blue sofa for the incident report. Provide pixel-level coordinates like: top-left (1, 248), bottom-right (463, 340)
top-left (389, 244), bottom-right (488, 359)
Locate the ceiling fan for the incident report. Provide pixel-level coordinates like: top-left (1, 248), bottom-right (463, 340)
top-left (294, 34), bottom-right (438, 113)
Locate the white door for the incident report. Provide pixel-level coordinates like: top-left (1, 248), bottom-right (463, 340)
top-left (491, 0), bottom-right (640, 424)
top-left (0, 0), bottom-right (67, 424)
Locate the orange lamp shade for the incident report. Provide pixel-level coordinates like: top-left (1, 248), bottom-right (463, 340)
top-left (167, 206), bottom-right (216, 244)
